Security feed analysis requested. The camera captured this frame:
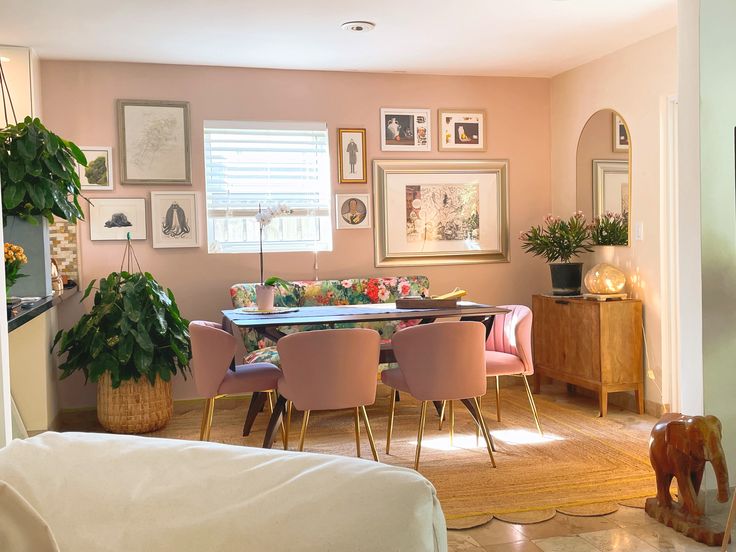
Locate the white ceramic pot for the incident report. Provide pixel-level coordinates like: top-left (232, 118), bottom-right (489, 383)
top-left (598, 245), bottom-right (615, 264)
top-left (255, 284), bottom-right (275, 311)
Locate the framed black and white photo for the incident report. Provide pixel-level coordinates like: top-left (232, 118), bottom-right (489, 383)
top-left (335, 193), bottom-right (371, 230)
top-left (78, 147), bottom-right (114, 190)
top-left (337, 128), bottom-right (367, 183)
top-left (373, 160), bottom-right (509, 267)
top-left (117, 99), bottom-right (192, 185)
top-left (380, 108), bottom-right (431, 152)
top-left (613, 112), bottom-right (629, 153)
top-left (438, 109), bottom-right (486, 152)
top-left (150, 191), bottom-right (200, 248)
top-left (89, 198), bottom-right (147, 241)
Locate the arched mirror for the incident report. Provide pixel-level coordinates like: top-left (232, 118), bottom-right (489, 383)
top-left (576, 109), bottom-right (631, 246)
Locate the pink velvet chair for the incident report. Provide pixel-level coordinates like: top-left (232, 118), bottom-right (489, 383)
top-left (189, 321), bottom-right (282, 441)
top-left (276, 328), bottom-right (381, 461)
top-left (485, 305), bottom-right (542, 434)
top-left (382, 321), bottom-right (496, 470)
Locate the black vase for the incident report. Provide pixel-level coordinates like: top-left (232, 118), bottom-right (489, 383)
top-left (549, 263), bottom-right (583, 296)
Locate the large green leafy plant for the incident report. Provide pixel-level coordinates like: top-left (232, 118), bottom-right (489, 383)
top-left (520, 212), bottom-right (593, 263)
top-left (53, 271), bottom-right (191, 388)
top-left (0, 116), bottom-right (86, 224)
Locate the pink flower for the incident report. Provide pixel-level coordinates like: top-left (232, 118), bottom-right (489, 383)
top-left (341, 279), bottom-right (352, 288)
top-left (399, 281), bottom-right (411, 296)
top-left (378, 286), bottom-right (390, 302)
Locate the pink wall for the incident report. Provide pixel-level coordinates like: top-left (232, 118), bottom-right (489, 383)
top-left (41, 61), bottom-right (551, 408)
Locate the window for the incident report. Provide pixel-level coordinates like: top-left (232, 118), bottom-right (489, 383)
top-left (204, 120), bottom-right (332, 253)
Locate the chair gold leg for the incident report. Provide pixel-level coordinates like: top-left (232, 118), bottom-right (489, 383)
top-left (298, 410), bottom-right (311, 452)
top-left (200, 397), bottom-right (216, 441)
top-left (284, 400), bottom-right (293, 450)
top-left (386, 388), bottom-right (396, 454)
top-left (414, 401), bottom-right (428, 471)
top-left (522, 374), bottom-right (543, 435)
top-left (495, 376), bottom-right (501, 422)
top-left (360, 405), bottom-right (379, 462)
top-left (473, 396), bottom-right (496, 467)
top-left (449, 400), bottom-right (455, 447)
top-left (438, 400), bottom-right (447, 430)
top-left (476, 396), bottom-right (481, 446)
top-left (354, 407), bottom-right (362, 458)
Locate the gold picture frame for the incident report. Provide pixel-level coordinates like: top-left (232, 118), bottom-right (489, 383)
top-left (372, 159), bottom-right (509, 267)
top-left (337, 128), bottom-right (367, 183)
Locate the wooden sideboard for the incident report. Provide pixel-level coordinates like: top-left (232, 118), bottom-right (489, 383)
top-left (531, 295), bottom-right (643, 416)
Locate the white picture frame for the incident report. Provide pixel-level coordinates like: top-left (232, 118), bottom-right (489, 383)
top-left (593, 160), bottom-right (630, 217)
top-left (438, 109), bottom-right (486, 152)
top-left (335, 194), bottom-right (371, 230)
top-left (78, 147), bottom-right (114, 190)
top-left (150, 191), bottom-right (200, 248)
top-left (89, 198), bottom-right (147, 241)
top-left (380, 108), bottom-right (431, 152)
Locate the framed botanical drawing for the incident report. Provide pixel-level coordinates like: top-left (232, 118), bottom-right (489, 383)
top-left (89, 198), bottom-right (147, 241)
top-left (438, 109), bottom-right (486, 152)
top-left (150, 191), bottom-right (200, 248)
top-left (380, 108), bottom-right (431, 152)
top-left (612, 112), bottom-right (629, 153)
top-left (373, 160), bottom-right (509, 267)
top-left (337, 128), bottom-right (367, 183)
top-left (117, 99), bottom-right (192, 185)
top-left (78, 147), bottom-right (114, 190)
top-left (335, 193), bottom-right (371, 229)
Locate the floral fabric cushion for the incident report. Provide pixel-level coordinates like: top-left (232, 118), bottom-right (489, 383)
top-left (230, 276), bottom-right (430, 358)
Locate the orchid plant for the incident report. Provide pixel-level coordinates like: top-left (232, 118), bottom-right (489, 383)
top-left (255, 203), bottom-right (292, 285)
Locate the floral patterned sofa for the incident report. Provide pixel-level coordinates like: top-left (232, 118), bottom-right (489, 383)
top-left (229, 276), bottom-right (430, 366)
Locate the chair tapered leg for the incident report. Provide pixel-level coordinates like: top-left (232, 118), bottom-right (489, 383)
top-left (386, 388), bottom-right (396, 454)
top-left (449, 400), bottom-right (455, 447)
top-left (522, 374), bottom-right (543, 435)
top-left (298, 410), bottom-right (311, 452)
top-left (438, 400), bottom-right (447, 430)
top-left (495, 376), bottom-right (501, 422)
top-left (476, 396), bottom-right (481, 446)
top-left (360, 405), bottom-right (379, 462)
top-left (200, 397), bottom-right (216, 441)
top-left (414, 401), bottom-right (428, 471)
top-left (284, 400), bottom-right (293, 450)
top-left (473, 396), bottom-right (496, 468)
top-left (354, 407), bottom-right (361, 458)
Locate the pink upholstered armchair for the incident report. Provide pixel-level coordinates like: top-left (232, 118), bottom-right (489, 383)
top-left (485, 305), bottom-right (542, 434)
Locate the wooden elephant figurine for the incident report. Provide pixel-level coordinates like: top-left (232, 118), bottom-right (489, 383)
top-left (649, 413), bottom-right (729, 518)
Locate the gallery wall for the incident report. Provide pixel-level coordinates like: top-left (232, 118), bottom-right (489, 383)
top-left (550, 29), bottom-right (677, 412)
top-left (40, 61), bottom-right (552, 408)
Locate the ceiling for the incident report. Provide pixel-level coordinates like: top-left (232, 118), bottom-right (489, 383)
top-left (0, 0), bottom-right (676, 77)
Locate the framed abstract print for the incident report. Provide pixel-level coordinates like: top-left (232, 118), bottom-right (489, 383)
top-left (337, 128), bottom-right (367, 183)
top-left (380, 108), bottom-right (431, 152)
top-left (438, 109), bottom-right (486, 152)
top-left (150, 191), bottom-right (200, 248)
top-left (78, 147), bottom-right (114, 190)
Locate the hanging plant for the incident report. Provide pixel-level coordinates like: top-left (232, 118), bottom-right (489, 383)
top-left (0, 116), bottom-right (87, 224)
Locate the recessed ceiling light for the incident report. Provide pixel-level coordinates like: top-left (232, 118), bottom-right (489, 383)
top-left (341, 21), bottom-right (375, 33)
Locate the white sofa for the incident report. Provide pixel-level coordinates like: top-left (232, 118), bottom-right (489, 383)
top-left (0, 432), bottom-right (447, 552)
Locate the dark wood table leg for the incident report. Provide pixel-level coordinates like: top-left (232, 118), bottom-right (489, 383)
top-left (242, 391), bottom-right (267, 436)
top-left (262, 394), bottom-right (287, 448)
top-left (461, 398), bottom-right (497, 452)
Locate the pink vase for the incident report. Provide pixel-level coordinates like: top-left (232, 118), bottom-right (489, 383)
top-left (255, 284), bottom-right (275, 311)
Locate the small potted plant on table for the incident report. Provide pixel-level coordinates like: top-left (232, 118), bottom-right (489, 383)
top-left (254, 203), bottom-right (292, 311)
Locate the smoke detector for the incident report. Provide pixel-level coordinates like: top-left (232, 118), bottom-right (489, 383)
top-left (341, 21), bottom-right (375, 33)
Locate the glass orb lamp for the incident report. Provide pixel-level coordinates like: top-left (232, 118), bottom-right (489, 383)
top-left (584, 263), bottom-right (626, 295)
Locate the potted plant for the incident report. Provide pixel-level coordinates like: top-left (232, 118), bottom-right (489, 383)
top-left (53, 269), bottom-right (191, 434)
top-left (254, 203), bottom-right (292, 311)
top-left (520, 212), bottom-right (593, 296)
top-left (589, 211), bottom-right (628, 262)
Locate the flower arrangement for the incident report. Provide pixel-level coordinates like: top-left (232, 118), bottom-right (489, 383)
top-left (4, 242), bottom-right (28, 292)
top-left (255, 203), bottom-right (292, 285)
top-left (520, 212), bottom-right (593, 263)
top-left (589, 211), bottom-right (628, 246)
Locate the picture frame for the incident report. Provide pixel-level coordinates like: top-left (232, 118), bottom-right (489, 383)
top-left (373, 159), bottom-right (509, 267)
top-left (335, 193), bottom-right (371, 230)
top-left (593, 159), bottom-right (630, 218)
top-left (380, 108), bottom-right (431, 152)
top-left (89, 198), bottom-right (147, 241)
top-left (613, 112), bottom-right (629, 153)
top-left (150, 191), bottom-right (201, 248)
top-left (78, 147), bottom-right (114, 190)
top-left (117, 99), bottom-right (192, 185)
top-left (337, 128), bottom-right (367, 183)
top-left (438, 109), bottom-right (486, 152)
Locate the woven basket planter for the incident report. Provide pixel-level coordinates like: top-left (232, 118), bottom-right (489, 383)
top-left (97, 372), bottom-right (173, 434)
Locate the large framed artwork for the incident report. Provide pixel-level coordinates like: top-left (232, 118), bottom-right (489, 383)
top-left (89, 198), bottom-right (147, 241)
top-left (373, 160), bottom-right (509, 267)
top-left (438, 109), bottom-right (486, 152)
top-left (335, 193), bottom-right (371, 229)
top-left (78, 147), bottom-right (114, 190)
top-left (380, 108), bottom-right (431, 152)
top-left (117, 99), bottom-right (192, 185)
top-left (150, 191), bottom-right (200, 248)
top-left (337, 128), bottom-right (367, 183)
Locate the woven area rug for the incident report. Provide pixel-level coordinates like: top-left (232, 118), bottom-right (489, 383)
top-left (145, 386), bottom-right (657, 527)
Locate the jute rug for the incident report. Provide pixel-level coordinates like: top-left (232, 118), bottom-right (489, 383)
top-left (140, 385), bottom-right (657, 528)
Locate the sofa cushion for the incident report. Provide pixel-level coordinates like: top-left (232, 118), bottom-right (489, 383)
top-left (0, 481), bottom-right (59, 552)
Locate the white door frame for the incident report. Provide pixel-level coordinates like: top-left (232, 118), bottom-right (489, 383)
top-left (0, 205), bottom-right (12, 446)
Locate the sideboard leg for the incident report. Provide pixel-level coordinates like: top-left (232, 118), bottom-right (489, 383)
top-left (635, 384), bottom-right (645, 415)
top-left (599, 386), bottom-right (608, 417)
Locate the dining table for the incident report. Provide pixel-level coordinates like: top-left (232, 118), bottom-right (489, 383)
top-left (221, 301), bottom-right (509, 449)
